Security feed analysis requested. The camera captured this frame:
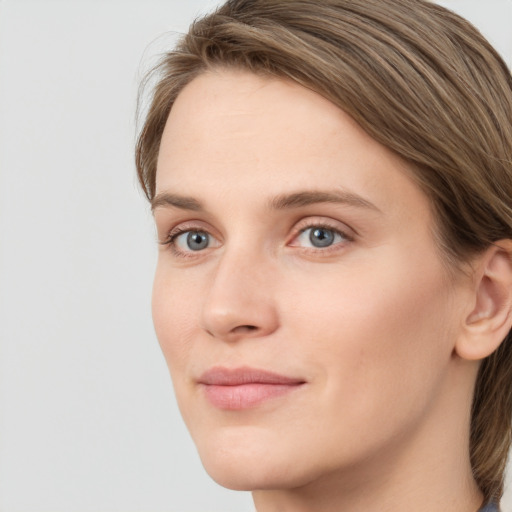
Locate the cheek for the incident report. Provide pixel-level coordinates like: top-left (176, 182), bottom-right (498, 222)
top-left (281, 248), bottom-right (457, 427)
top-left (151, 264), bottom-right (199, 374)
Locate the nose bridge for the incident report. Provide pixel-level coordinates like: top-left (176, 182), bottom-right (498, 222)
top-left (201, 240), bottom-right (279, 340)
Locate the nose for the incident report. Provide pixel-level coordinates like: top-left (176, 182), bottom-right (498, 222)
top-left (200, 247), bottom-right (280, 342)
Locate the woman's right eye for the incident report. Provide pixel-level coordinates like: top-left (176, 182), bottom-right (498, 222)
top-left (165, 229), bottom-right (220, 255)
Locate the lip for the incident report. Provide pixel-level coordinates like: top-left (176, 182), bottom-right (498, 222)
top-left (198, 366), bottom-right (306, 410)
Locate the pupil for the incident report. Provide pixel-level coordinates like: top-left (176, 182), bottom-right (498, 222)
top-left (310, 228), bottom-right (334, 247)
top-left (187, 231), bottom-right (209, 250)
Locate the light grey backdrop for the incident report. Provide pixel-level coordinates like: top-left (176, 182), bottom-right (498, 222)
top-left (0, 1), bottom-right (511, 511)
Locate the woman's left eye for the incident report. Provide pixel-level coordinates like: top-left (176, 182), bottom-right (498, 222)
top-left (292, 226), bottom-right (348, 249)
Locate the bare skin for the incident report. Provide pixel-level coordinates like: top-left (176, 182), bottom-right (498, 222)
top-left (152, 69), bottom-right (512, 511)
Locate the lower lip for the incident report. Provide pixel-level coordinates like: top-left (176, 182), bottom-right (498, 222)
top-left (201, 382), bottom-right (303, 410)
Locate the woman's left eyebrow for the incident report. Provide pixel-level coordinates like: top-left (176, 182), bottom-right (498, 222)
top-left (151, 190), bottom-right (381, 213)
top-left (268, 190), bottom-right (381, 212)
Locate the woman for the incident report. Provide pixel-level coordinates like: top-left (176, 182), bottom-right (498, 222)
top-left (136, 0), bottom-right (512, 510)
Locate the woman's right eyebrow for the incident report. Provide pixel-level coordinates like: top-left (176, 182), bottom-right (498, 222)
top-left (151, 189), bottom-right (381, 214)
top-left (151, 193), bottom-right (203, 212)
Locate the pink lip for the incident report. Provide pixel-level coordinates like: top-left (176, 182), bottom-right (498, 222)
top-left (198, 366), bottom-right (306, 410)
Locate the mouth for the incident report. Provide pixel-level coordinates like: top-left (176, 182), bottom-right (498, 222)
top-left (197, 366), bottom-right (306, 410)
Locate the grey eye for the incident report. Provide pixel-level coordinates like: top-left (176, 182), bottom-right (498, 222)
top-left (309, 227), bottom-right (336, 247)
top-left (186, 231), bottom-right (210, 251)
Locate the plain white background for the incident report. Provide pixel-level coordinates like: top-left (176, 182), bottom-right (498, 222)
top-left (0, 1), bottom-right (511, 511)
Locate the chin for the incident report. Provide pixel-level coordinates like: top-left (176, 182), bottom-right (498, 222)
top-left (192, 425), bottom-right (314, 491)
top-left (201, 454), bottom-right (309, 492)
top-left (203, 462), bottom-right (270, 491)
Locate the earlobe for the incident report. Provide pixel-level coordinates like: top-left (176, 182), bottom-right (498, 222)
top-left (456, 241), bottom-right (512, 361)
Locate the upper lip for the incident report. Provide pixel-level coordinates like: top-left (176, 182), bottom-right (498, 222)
top-left (198, 366), bottom-right (306, 386)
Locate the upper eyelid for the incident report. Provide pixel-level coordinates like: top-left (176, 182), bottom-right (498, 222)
top-left (158, 219), bottom-right (216, 239)
top-left (292, 217), bottom-right (356, 238)
top-left (157, 216), bottom-right (356, 243)
top-left (297, 225), bottom-right (349, 238)
top-left (169, 224), bottom-right (208, 237)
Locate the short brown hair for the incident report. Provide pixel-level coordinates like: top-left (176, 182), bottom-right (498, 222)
top-left (136, 0), bottom-right (512, 501)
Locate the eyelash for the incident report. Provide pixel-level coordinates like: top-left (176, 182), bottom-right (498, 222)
top-left (160, 225), bottom-right (213, 259)
top-left (160, 221), bottom-right (353, 258)
top-left (294, 223), bottom-right (353, 251)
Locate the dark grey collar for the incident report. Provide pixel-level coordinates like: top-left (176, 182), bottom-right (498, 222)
top-left (479, 504), bottom-right (499, 512)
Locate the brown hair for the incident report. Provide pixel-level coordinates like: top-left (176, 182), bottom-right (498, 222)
top-left (135, 0), bottom-right (512, 501)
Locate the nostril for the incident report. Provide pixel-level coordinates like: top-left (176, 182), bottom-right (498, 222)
top-left (203, 322), bottom-right (261, 339)
top-left (236, 325), bottom-right (258, 332)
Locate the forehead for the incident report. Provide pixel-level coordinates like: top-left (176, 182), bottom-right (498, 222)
top-left (156, 69), bottom-right (429, 223)
top-left (159, 70), bottom-right (350, 171)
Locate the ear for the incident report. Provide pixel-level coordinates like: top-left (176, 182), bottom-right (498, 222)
top-left (455, 241), bottom-right (512, 361)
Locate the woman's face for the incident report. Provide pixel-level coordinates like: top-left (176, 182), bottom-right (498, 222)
top-left (152, 70), bottom-right (471, 490)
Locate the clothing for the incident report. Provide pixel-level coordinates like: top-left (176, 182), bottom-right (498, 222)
top-left (479, 504), bottom-right (499, 512)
